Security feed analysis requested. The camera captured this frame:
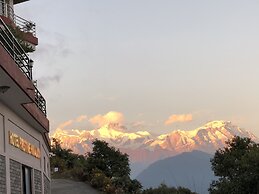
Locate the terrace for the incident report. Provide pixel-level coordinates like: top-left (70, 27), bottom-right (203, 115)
top-left (0, 0), bottom-right (36, 36)
top-left (0, 17), bottom-right (46, 116)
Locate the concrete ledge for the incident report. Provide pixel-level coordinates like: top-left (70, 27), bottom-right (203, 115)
top-left (0, 44), bottom-right (49, 132)
top-left (23, 32), bottom-right (38, 46)
top-left (23, 103), bottom-right (49, 132)
top-left (0, 45), bottom-right (35, 100)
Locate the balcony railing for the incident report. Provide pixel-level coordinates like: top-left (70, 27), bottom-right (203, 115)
top-left (35, 86), bottom-right (47, 116)
top-left (0, 0), bottom-right (36, 36)
top-left (14, 15), bottom-right (36, 36)
top-left (0, 18), bottom-right (46, 116)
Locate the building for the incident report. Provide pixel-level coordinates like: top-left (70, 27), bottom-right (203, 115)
top-left (0, 0), bottom-right (51, 193)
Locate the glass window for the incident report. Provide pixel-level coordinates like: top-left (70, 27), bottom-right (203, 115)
top-left (44, 157), bottom-right (46, 173)
top-left (22, 165), bottom-right (32, 194)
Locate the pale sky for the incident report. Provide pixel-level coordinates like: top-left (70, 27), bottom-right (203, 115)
top-left (15, 0), bottom-right (259, 136)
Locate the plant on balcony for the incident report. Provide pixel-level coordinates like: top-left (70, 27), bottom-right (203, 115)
top-left (7, 25), bottom-right (35, 53)
top-left (24, 22), bottom-right (35, 32)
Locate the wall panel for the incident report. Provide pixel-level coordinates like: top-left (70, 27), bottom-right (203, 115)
top-left (0, 114), bottom-right (4, 153)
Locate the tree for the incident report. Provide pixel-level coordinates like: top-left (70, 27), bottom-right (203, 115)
top-left (85, 139), bottom-right (142, 193)
top-left (209, 136), bottom-right (259, 194)
top-left (85, 139), bottom-right (131, 178)
top-left (50, 138), bottom-right (87, 179)
top-left (142, 184), bottom-right (197, 194)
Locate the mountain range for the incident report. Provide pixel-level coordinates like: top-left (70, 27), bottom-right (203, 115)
top-left (136, 150), bottom-right (214, 194)
top-left (52, 120), bottom-right (258, 177)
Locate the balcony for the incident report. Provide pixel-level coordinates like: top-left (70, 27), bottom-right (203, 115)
top-left (1, 0), bottom-right (36, 36)
top-left (0, 17), bottom-right (46, 116)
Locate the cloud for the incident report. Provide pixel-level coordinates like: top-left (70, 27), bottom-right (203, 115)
top-left (37, 74), bottom-right (62, 89)
top-left (165, 114), bottom-right (193, 125)
top-left (76, 115), bottom-right (87, 122)
top-left (131, 121), bottom-right (145, 128)
top-left (89, 111), bottom-right (124, 127)
top-left (57, 115), bottom-right (88, 129)
top-left (34, 32), bottom-right (74, 66)
top-left (58, 120), bottom-right (73, 129)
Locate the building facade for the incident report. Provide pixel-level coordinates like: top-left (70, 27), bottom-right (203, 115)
top-left (0, 0), bottom-right (51, 194)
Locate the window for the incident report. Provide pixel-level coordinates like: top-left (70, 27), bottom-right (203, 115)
top-left (44, 157), bottom-right (46, 173)
top-left (22, 165), bottom-right (32, 194)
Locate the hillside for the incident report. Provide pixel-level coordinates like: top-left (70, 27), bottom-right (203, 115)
top-left (137, 150), bottom-right (215, 194)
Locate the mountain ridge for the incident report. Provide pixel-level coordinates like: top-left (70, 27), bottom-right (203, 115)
top-left (136, 150), bottom-right (215, 194)
top-left (52, 120), bottom-right (258, 164)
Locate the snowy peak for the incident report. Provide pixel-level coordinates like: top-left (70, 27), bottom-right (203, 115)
top-left (51, 120), bottom-right (258, 163)
top-left (203, 120), bottom-right (228, 128)
top-left (153, 120), bottom-right (258, 154)
top-left (53, 123), bottom-right (152, 151)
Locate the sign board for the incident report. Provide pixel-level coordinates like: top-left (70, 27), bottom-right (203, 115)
top-left (9, 131), bottom-right (41, 159)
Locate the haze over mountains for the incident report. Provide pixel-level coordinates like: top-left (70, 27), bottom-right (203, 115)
top-left (136, 150), bottom-right (214, 194)
top-left (52, 120), bottom-right (258, 176)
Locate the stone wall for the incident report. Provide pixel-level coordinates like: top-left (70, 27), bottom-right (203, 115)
top-left (34, 169), bottom-right (42, 194)
top-left (43, 174), bottom-right (50, 194)
top-left (10, 159), bottom-right (21, 194)
top-left (0, 155), bottom-right (6, 194)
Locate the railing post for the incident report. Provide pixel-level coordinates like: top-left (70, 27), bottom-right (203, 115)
top-left (28, 59), bottom-right (33, 80)
top-left (4, 1), bottom-right (7, 17)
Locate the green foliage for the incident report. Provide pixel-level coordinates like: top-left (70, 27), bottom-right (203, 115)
top-left (50, 138), bottom-right (143, 193)
top-left (50, 138), bottom-right (87, 180)
top-left (90, 168), bottom-right (111, 190)
top-left (142, 184), bottom-right (197, 194)
top-left (86, 139), bottom-right (131, 178)
top-left (7, 25), bottom-right (34, 53)
top-left (86, 139), bottom-right (142, 193)
top-left (209, 136), bottom-right (259, 194)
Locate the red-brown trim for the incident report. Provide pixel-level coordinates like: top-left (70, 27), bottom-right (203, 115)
top-left (0, 16), bottom-right (38, 46)
top-left (22, 103), bottom-right (49, 132)
top-left (23, 32), bottom-right (38, 46)
top-left (0, 45), bottom-right (35, 100)
top-left (0, 44), bottom-right (49, 132)
top-left (0, 16), bottom-right (15, 28)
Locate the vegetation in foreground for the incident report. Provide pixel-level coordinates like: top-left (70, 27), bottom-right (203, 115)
top-left (209, 136), bottom-right (259, 194)
top-left (142, 184), bottom-right (197, 194)
top-left (50, 138), bottom-right (196, 193)
top-left (50, 136), bottom-right (259, 194)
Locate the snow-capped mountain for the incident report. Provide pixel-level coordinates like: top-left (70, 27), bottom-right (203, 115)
top-left (52, 123), bottom-right (152, 155)
top-left (52, 120), bottom-right (258, 164)
top-left (147, 120), bottom-right (257, 155)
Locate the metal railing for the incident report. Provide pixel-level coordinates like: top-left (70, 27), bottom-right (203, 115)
top-left (14, 15), bottom-right (36, 36)
top-left (0, 1), bottom-right (36, 36)
top-left (35, 87), bottom-right (47, 116)
top-left (0, 18), bottom-right (32, 79)
top-left (0, 18), bottom-right (46, 116)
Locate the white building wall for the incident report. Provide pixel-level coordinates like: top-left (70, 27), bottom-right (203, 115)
top-left (0, 101), bottom-right (50, 194)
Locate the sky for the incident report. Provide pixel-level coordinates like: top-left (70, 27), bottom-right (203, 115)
top-left (15, 0), bottom-right (259, 136)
